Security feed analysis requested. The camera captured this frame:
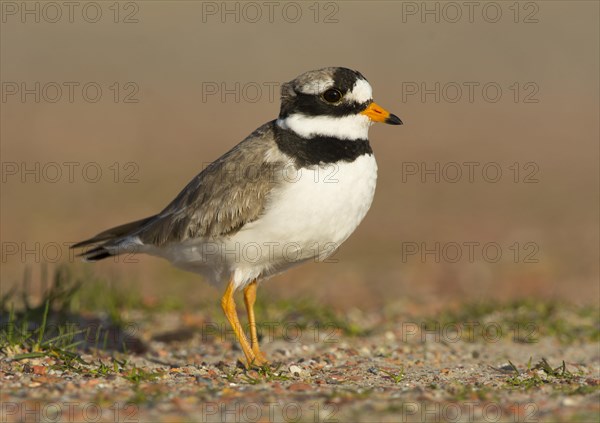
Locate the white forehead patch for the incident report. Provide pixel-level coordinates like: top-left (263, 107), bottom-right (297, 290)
top-left (346, 79), bottom-right (373, 104)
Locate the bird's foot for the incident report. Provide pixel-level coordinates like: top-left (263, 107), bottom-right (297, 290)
top-left (251, 349), bottom-right (269, 367)
top-left (239, 350), bottom-right (269, 369)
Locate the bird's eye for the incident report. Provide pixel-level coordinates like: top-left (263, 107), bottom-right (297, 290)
top-left (322, 88), bottom-right (343, 103)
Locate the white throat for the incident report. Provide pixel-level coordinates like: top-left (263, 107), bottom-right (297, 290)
top-left (276, 113), bottom-right (372, 140)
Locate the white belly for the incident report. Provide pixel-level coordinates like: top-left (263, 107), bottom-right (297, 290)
top-left (158, 154), bottom-right (378, 289)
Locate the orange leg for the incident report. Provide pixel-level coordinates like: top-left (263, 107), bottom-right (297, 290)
top-left (243, 280), bottom-right (268, 364)
top-left (221, 278), bottom-right (257, 367)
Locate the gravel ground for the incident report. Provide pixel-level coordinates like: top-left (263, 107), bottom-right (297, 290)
top-left (1, 302), bottom-right (599, 423)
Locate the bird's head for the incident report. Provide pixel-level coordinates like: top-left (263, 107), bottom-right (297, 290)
top-left (277, 67), bottom-right (402, 140)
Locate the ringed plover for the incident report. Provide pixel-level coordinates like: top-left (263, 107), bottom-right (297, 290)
top-left (73, 67), bottom-right (402, 366)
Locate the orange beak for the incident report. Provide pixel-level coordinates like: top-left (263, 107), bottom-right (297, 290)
top-left (360, 102), bottom-right (402, 125)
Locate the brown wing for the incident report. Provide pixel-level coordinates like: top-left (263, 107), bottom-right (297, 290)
top-left (73, 121), bottom-right (287, 260)
top-left (137, 121), bottom-right (285, 245)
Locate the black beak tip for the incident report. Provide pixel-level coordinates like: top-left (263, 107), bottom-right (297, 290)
top-left (385, 114), bottom-right (403, 125)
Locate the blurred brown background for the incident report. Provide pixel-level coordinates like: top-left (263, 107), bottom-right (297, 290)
top-left (1, 1), bottom-right (598, 310)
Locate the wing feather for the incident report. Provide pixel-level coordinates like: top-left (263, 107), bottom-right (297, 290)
top-left (72, 121), bottom-right (288, 258)
top-left (138, 121), bottom-right (285, 245)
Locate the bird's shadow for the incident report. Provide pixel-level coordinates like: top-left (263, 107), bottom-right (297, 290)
top-left (1, 265), bottom-right (147, 357)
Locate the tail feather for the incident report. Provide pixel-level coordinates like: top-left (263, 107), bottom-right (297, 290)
top-left (79, 246), bottom-right (113, 262)
top-left (72, 216), bottom-right (155, 249)
top-left (72, 215), bottom-right (155, 261)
